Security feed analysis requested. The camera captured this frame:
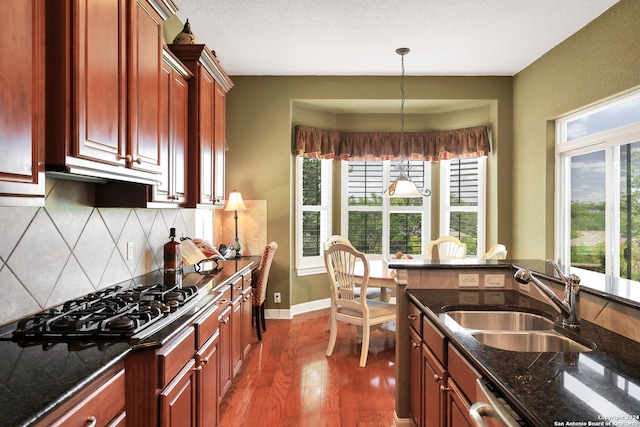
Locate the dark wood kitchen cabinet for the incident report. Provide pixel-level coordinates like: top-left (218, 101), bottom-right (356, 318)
top-left (409, 302), bottom-right (448, 427)
top-left (217, 287), bottom-right (233, 400)
top-left (445, 344), bottom-right (481, 427)
top-left (0, 0), bottom-right (46, 206)
top-left (150, 48), bottom-right (192, 206)
top-left (409, 300), bottom-right (483, 427)
top-left (241, 272), bottom-right (254, 357)
top-left (39, 362), bottom-right (126, 427)
top-left (126, 325), bottom-right (197, 426)
top-left (168, 44), bottom-right (233, 207)
top-left (45, 0), bottom-right (174, 185)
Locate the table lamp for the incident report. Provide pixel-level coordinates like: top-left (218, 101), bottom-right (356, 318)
top-left (224, 190), bottom-right (247, 257)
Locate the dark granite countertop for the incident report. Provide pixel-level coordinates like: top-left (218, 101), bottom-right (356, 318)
top-left (407, 288), bottom-right (640, 427)
top-left (0, 257), bottom-right (257, 427)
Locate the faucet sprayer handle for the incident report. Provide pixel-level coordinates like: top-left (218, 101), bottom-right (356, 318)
top-left (546, 260), bottom-right (581, 288)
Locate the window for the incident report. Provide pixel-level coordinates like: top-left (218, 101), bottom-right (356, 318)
top-left (295, 157), bottom-right (332, 275)
top-left (440, 157), bottom-right (486, 257)
top-left (341, 160), bottom-right (431, 258)
top-left (555, 90), bottom-right (640, 280)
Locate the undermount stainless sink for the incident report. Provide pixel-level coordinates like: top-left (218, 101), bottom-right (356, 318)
top-left (440, 310), bottom-right (597, 353)
top-left (443, 310), bottom-right (555, 331)
top-left (470, 331), bottom-right (596, 353)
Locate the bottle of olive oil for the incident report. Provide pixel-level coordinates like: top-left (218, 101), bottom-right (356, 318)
top-left (164, 228), bottom-right (182, 272)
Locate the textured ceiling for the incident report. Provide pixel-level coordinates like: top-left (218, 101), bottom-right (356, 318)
top-left (174, 0), bottom-right (620, 76)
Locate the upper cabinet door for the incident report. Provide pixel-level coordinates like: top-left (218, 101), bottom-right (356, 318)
top-left (128, 0), bottom-right (163, 174)
top-left (74, 0), bottom-right (127, 166)
top-left (0, 0), bottom-right (45, 205)
top-left (214, 82), bottom-right (226, 206)
top-left (46, 0), bottom-right (169, 185)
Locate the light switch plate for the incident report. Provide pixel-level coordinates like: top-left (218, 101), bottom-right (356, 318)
top-left (484, 274), bottom-right (505, 288)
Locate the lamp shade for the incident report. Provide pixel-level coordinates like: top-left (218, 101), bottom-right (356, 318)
top-left (224, 190), bottom-right (247, 211)
top-left (383, 173), bottom-right (431, 198)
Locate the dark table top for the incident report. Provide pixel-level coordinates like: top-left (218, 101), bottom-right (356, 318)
top-left (0, 257), bottom-right (257, 427)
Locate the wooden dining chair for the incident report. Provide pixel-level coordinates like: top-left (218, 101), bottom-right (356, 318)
top-left (481, 244), bottom-right (508, 260)
top-left (252, 241), bottom-right (278, 340)
top-left (323, 237), bottom-right (396, 367)
top-left (426, 236), bottom-right (467, 259)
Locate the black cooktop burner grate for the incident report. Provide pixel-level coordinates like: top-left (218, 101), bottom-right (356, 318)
top-left (12, 283), bottom-right (200, 340)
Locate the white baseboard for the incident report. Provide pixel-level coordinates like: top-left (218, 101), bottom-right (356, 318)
top-left (264, 297), bottom-right (331, 320)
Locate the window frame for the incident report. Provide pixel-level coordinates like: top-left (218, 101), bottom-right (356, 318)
top-left (439, 156), bottom-right (487, 257)
top-left (295, 156), bottom-right (333, 276)
top-left (554, 88), bottom-right (640, 278)
top-left (340, 160), bottom-right (432, 259)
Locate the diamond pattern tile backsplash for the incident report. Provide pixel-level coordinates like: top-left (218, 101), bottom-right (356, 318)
top-left (0, 178), bottom-right (207, 326)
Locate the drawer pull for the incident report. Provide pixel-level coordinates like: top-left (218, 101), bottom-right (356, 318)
top-left (220, 318), bottom-right (229, 324)
top-left (86, 416), bottom-right (97, 427)
top-left (408, 314), bottom-right (418, 320)
top-left (234, 285), bottom-right (243, 290)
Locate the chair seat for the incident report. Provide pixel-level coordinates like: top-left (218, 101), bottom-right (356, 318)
top-left (336, 299), bottom-right (396, 322)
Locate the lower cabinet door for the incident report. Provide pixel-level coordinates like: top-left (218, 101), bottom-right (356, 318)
top-left (160, 359), bottom-right (198, 427)
top-left (197, 331), bottom-right (220, 427)
top-left (446, 379), bottom-right (473, 427)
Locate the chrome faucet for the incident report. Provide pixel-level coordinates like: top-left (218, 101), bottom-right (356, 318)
top-left (514, 260), bottom-right (581, 328)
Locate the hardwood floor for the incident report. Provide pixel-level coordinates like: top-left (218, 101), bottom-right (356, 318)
top-left (219, 308), bottom-right (396, 426)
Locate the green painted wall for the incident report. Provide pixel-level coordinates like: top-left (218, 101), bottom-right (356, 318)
top-left (512, 0), bottom-right (640, 259)
top-left (225, 76), bottom-right (512, 308)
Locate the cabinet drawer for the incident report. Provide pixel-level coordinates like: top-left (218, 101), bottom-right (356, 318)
top-left (448, 343), bottom-right (481, 403)
top-left (408, 302), bottom-right (422, 335)
top-left (194, 302), bottom-right (220, 349)
top-left (230, 277), bottom-right (244, 300)
top-left (217, 284), bottom-right (232, 308)
top-left (243, 271), bottom-right (252, 291)
top-left (423, 316), bottom-right (446, 365)
top-left (157, 327), bottom-right (195, 388)
top-left (49, 366), bottom-right (125, 427)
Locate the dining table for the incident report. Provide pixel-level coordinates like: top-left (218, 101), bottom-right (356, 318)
top-left (353, 259), bottom-right (397, 302)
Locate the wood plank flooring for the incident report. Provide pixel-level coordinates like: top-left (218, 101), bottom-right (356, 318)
top-left (219, 309), bottom-right (396, 426)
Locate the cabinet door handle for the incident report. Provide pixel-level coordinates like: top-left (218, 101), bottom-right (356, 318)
top-left (439, 385), bottom-right (451, 393)
top-left (85, 416), bottom-right (97, 427)
top-left (134, 157), bottom-right (142, 164)
top-left (201, 357), bottom-right (209, 364)
top-left (408, 314), bottom-right (418, 320)
top-left (434, 374), bottom-right (442, 382)
top-left (193, 366), bottom-right (203, 372)
top-left (220, 318), bottom-right (229, 324)
top-left (411, 342), bottom-right (420, 349)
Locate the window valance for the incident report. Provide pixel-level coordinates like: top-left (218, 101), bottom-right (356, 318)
top-left (294, 124), bottom-right (490, 162)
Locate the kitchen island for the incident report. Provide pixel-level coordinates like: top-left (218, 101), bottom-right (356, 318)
top-left (0, 257), bottom-right (257, 427)
top-left (388, 259), bottom-right (640, 427)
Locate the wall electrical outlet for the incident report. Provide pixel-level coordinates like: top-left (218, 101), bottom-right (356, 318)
top-left (274, 292), bottom-right (281, 304)
top-left (458, 274), bottom-right (479, 288)
top-left (127, 242), bottom-right (134, 260)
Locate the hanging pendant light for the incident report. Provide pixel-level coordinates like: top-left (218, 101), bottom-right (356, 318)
top-left (383, 48), bottom-right (431, 198)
